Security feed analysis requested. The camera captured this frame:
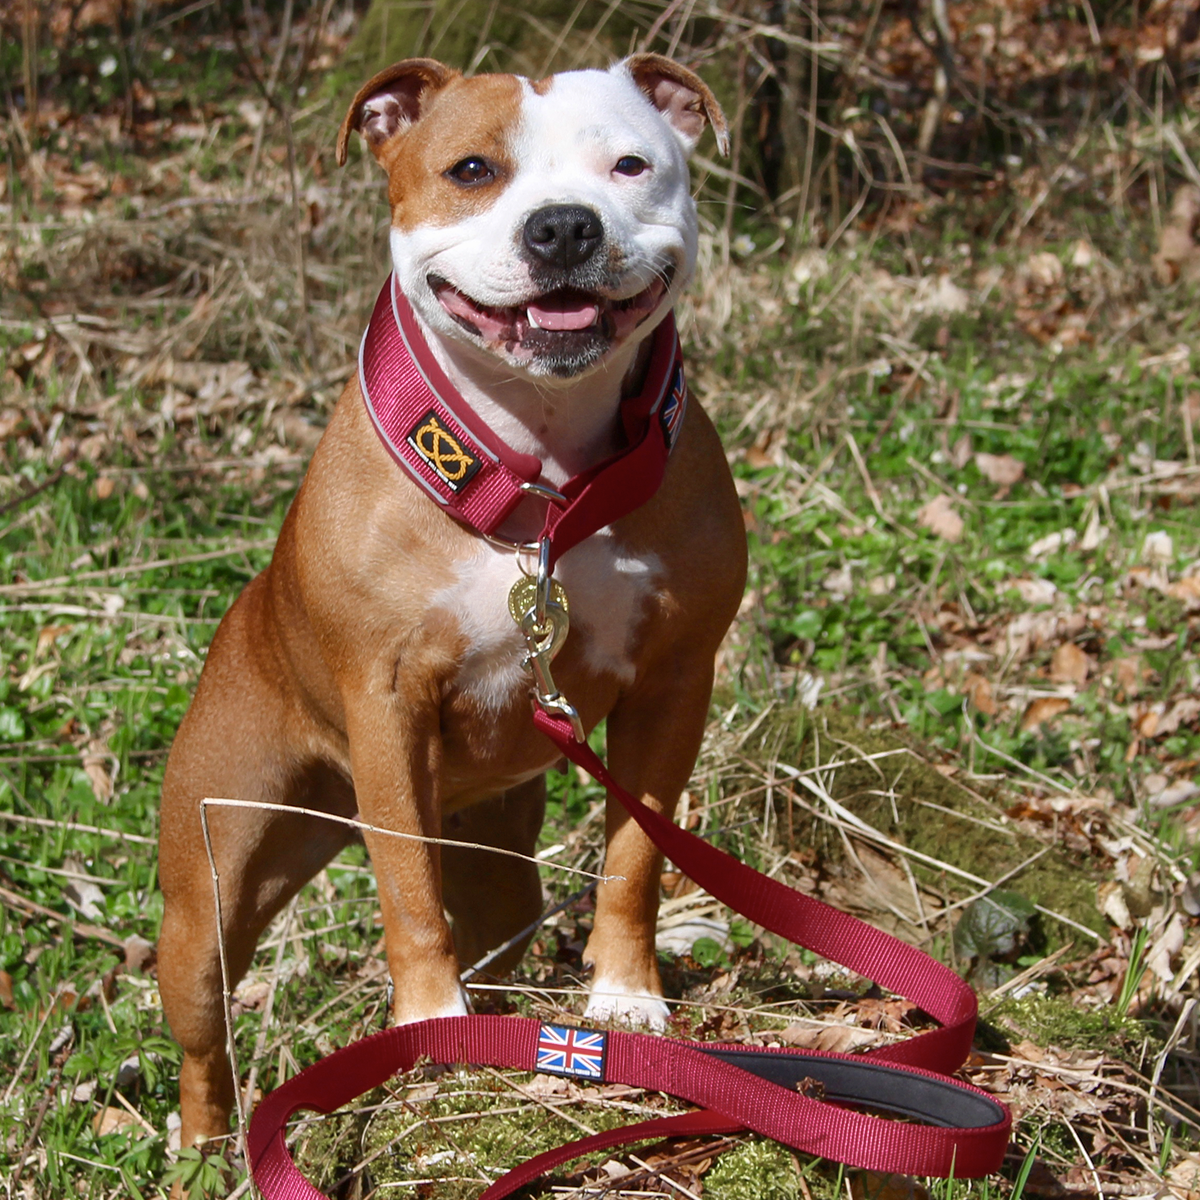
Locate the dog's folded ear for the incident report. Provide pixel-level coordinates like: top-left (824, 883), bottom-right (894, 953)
top-left (620, 54), bottom-right (729, 158)
top-left (337, 59), bottom-right (458, 166)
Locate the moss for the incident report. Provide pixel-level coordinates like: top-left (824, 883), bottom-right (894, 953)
top-left (322, 1068), bottom-right (687, 1199)
top-left (742, 705), bottom-right (1105, 943)
top-left (991, 993), bottom-right (1154, 1057)
top-left (705, 1138), bottom-right (805, 1200)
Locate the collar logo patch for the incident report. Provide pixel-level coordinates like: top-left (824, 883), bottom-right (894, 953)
top-left (406, 409), bottom-right (482, 492)
top-left (658, 365), bottom-right (686, 451)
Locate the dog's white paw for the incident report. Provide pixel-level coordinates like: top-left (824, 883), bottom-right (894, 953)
top-left (390, 982), bottom-right (471, 1025)
top-left (583, 980), bottom-right (670, 1031)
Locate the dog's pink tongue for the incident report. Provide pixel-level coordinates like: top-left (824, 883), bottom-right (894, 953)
top-left (528, 296), bottom-right (599, 331)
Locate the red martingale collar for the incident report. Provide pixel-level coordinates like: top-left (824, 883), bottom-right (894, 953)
top-left (247, 278), bottom-right (1012, 1198)
top-left (359, 274), bottom-right (687, 565)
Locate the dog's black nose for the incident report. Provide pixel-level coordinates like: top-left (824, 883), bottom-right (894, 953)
top-left (523, 204), bottom-right (603, 269)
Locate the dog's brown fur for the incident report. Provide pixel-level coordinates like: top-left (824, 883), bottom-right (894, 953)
top-left (158, 57), bottom-right (746, 1158)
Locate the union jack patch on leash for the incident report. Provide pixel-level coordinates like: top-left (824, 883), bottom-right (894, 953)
top-left (535, 1024), bottom-right (607, 1080)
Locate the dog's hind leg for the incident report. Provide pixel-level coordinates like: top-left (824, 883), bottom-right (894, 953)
top-left (441, 776), bottom-right (546, 977)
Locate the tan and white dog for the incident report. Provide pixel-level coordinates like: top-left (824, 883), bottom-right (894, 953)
top-left (158, 53), bottom-right (747, 1154)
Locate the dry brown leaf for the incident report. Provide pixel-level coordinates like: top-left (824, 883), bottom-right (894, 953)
top-left (1049, 642), bottom-right (1089, 686)
top-left (1152, 185), bottom-right (1200, 285)
top-left (123, 934), bottom-right (155, 975)
top-left (1021, 697), bottom-right (1071, 731)
top-left (777, 1023), bottom-right (875, 1054)
top-left (949, 432), bottom-right (972, 470)
top-left (974, 452), bottom-right (1025, 486)
top-left (916, 493), bottom-right (963, 542)
top-left (1158, 698), bottom-right (1200, 736)
top-left (963, 672), bottom-right (997, 715)
top-left (93, 1106), bottom-right (139, 1137)
top-left (851, 1173), bottom-right (929, 1200)
top-left (1167, 574), bottom-right (1200, 609)
top-left (35, 624), bottom-right (72, 659)
top-left (81, 738), bottom-right (115, 804)
top-left (1113, 656), bottom-right (1145, 698)
top-left (0, 968), bottom-right (13, 1009)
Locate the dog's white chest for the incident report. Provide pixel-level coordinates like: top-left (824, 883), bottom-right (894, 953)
top-left (435, 534), bottom-right (662, 710)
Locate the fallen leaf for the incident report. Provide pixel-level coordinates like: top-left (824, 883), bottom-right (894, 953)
top-left (1142, 530), bottom-right (1174, 564)
top-left (1152, 185), bottom-right (1200, 285)
top-left (1147, 913), bottom-right (1186, 983)
top-left (1049, 643), bottom-right (1089, 686)
top-left (1010, 1038), bottom-right (1046, 1063)
top-left (924, 273), bottom-right (969, 314)
top-left (1098, 881), bottom-right (1132, 929)
top-left (1136, 709), bottom-right (1160, 738)
top-left (777, 1023), bottom-right (876, 1053)
top-left (1113, 656), bottom-right (1145, 698)
top-left (0, 969), bottom-right (13, 1008)
top-left (1007, 577), bottom-right (1058, 605)
top-left (93, 1106), bottom-right (139, 1137)
top-left (35, 624), bottom-right (72, 658)
top-left (1021, 697), bottom-right (1071, 731)
top-left (1150, 778), bottom-right (1200, 809)
top-left (916, 493), bottom-right (963, 542)
top-left (123, 934), bottom-right (155, 975)
top-left (949, 432), bottom-right (972, 470)
top-left (1027, 528), bottom-right (1076, 559)
top-left (1022, 251), bottom-right (1065, 291)
top-left (963, 673), bottom-right (996, 715)
top-left (1167, 574), bottom-right (1200, 609)
top-left (974, 452), bottom-right (1025, 486)
top-left (851, 1173), bottom-right (929, 1200)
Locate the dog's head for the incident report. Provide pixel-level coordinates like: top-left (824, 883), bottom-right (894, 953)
top-left (339, 55), bottom-right (726, 380)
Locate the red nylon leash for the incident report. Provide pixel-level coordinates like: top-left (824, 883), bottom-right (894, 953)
top-left (246, 286), bottom-right (1011, 1195)
top-left (247, 714), bottom-right (1010, 1197)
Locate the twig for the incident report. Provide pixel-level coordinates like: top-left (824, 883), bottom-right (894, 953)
top-left (461, 881), bottom-right (598, 982)
top-left (0, 882), bottom-right (127, 948)
top-left (242, 895), bottom-right (299, 1114)
top-left (0, 462), bottom-right (69, 518)
top-left (12, 1027), bottom-right (74, 1189)
top-left (3, 1003), bottom-right (59, 1105)
top-left (199, 799), bottom-right (250, 1167)
top-left (781, 769), bottom-right (1100, 940)
top-left (0, 540), bottom-right (274, 594)
top-left (202, 798), bottom-right (617, 883)
top-left (0, 810), bottom-right (157, 846)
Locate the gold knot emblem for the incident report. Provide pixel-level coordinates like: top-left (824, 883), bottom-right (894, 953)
top-left (406, 410), bottom-right (481, 491)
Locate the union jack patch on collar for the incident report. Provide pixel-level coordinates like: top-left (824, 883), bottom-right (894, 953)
top-left (535, 1024), bottom-right (607, 1080)
top-left (658, 365), bottom-right (686, 451)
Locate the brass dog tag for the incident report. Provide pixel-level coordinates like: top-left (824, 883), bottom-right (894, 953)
top-left (507, 576), bottom-right (569, 626)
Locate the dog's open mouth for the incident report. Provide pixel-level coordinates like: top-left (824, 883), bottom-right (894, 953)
top-left (430, 276), bottom-right (668, 348)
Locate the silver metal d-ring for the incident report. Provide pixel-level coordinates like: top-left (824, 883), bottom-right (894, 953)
top-left (482, 532), bottom-right (541, 555)
top-left (520, 480), bottom-right (568, 506)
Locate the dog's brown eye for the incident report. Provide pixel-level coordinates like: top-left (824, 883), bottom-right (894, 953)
top-left (614, 155), bottom-right (648, 177)
top-left (447, 157), bottom-right (495, 185)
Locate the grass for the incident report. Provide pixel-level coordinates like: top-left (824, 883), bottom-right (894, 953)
top-left (4, 3), bottom-right (1200, 1198)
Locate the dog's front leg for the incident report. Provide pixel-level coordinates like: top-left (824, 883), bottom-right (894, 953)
top-left (344, 684), bottom-right (467, 1023)
top-left (582, 662), bottom-right (714, 1029)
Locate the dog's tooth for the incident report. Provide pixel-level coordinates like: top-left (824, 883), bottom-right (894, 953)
top-left (526, 308), bottom-right (544, 330)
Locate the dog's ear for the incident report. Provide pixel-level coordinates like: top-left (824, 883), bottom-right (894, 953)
top-left (337, 59), bottom-right (458, 166)
top-left (620, 54), bottom-right (728, 158)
